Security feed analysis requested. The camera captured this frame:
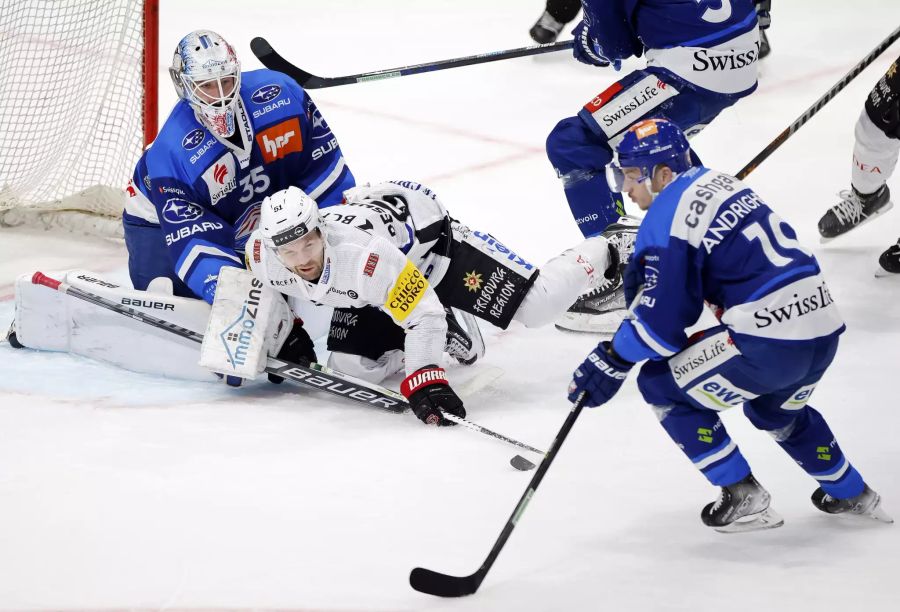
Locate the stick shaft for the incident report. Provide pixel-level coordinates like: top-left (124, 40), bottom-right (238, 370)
top-left (736, 24), bottom-right (900, 179)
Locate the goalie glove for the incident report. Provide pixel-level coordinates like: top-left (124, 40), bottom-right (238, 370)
top-left (400, 365), bottom-right (466, 426)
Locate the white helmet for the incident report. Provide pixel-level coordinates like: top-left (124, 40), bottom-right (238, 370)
top-left (169, 30), bottom-right (241, 137)
top-left (260, 186), bottom-right (324, 248)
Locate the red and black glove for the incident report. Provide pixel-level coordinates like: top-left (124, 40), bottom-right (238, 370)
top-left (400, 365), bottom-right (466, 426)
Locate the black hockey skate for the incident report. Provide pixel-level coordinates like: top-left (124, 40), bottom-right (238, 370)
top-left (811, 484), bottom-right (894, 523)
top-left (818, 185), bottom-right (892, 242)
top-left (529, 10), bottom-right (565, 44)
top-left (758, 29), bottom-right (771, 59)
top-left (877, 240), bottom-right (900, 276)
top-left (555, 217), bottom-right (638, 334)
top-left (444, 308), bottom-right (484, 365)
top-left (701, 474), bottom-right (784, 533)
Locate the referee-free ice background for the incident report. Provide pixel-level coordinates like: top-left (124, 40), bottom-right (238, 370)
top-left (1, 1), bottom-right (899, 610)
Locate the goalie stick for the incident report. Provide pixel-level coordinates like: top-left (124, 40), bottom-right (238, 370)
top-left (409, 393), bottom-right (587, 597)
top-left (736, 22), bottom-right (900, 180)
top-left (30, 271), bottom-right (544, 465)
top-left (250, 37), bottom-right (573, 89)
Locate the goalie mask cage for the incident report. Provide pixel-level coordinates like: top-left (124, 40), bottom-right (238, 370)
top-left (0, 0), bottom-right (158, 237)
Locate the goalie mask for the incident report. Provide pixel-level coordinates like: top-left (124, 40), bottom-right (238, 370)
top-left (260, 187), bottom-right (327, 281)
top-left (170, 30), bottom-right (241, 138)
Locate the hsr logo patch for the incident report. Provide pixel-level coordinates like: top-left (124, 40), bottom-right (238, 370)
top-left (256, 118), bottom-right (302, 163)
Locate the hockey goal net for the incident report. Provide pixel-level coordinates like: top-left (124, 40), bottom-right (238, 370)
top-left (0, 0), bottom-right (158, 238)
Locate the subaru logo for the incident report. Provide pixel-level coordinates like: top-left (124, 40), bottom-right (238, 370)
top-left (182, 128), bottom-right (206, 150)
top-left (251, 84), bottom-right (281, 104)
top-left (161, 198), bottom-right (204, 224)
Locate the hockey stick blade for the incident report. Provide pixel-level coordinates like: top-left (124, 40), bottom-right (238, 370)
top-left (409, 567), bottom-right (484, 598)
top-left (410, 394), bottom-right (587, 597)
top-left (251, 37), bottom-right (324, 88)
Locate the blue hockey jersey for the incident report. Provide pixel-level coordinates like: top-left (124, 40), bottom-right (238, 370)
top-left (582, 0), bottom-right (760, 97)
top-left (123, 68), bottom-right (355, 302)
top-left (612, 167), bottom-right (845, 364)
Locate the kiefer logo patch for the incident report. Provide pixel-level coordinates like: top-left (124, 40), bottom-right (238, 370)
top-left (256, 118), bottom-right (302, 163)
top-left (363, 253), bottom-right (379, 277)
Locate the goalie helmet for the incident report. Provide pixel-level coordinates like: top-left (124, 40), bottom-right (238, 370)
top-left (260, 186), bottom-right (325, 249)
top-left (607, 118), bottom-right (693, 191)
top-left (169, 30), bottom-right (241, 138)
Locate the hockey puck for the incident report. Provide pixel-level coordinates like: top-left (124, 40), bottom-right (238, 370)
top-left (510, 455), bottom-right (536, 471)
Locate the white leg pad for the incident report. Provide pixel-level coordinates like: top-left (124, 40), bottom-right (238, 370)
top-left (853, 109), bottom-right (900, 194)
top-left (13, 270), bottom-right (215, 381)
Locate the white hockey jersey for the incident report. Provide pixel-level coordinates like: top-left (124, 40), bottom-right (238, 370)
top-left (245, 181), bottom-right (452, 375)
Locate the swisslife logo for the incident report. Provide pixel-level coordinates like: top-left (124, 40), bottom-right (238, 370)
top-left (202, 155), bottom-right (237, 205)
top-left (256, 118), bottom-right (302, 163)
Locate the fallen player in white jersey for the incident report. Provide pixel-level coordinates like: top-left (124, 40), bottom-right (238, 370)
top-left (245, 180), bottom-right (614, 425)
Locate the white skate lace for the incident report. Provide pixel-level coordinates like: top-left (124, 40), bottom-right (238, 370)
top-left (830, 190), bottom-right (863, 226)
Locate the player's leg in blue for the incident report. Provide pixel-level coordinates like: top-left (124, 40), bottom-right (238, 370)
top-left (546, 117), bottom-right (621, 238)
top-left (743, 337), bottom-right (892, 522)
top-left (123, 215), bottom-right (194, 298)
top-left (638, 360), bottom-right (751, 487)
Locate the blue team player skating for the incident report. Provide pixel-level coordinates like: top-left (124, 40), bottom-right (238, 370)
top-left (548, 0), bottom-right (767, 330)
top-left (123, 30), bottom-right (355, 303)
top-left (567, 118), bottom-right (892, 533)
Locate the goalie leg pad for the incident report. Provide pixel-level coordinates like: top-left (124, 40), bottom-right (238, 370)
top-left (13, 270), bottom-right (214, 381)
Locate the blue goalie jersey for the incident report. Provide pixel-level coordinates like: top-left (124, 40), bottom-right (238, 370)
top-left (123, 68), bottom-right (355, 302)
top-left (612, 167), bottom-right (845, 364)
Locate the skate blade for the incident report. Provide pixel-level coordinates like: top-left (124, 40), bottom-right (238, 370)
top-left (714, 508), bottom-right (785, 534)
top-left (874, 265), bottom-right (900, 279)
top-left (554, 310), bottom-right (625, 334)
top-left (819, 200), bottom-right (894, 244)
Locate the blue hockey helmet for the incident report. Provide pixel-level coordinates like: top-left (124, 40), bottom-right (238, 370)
top-left (169, 30), bottom-right (241, 137)
top-left (607, 118), bottom-right (692, 191)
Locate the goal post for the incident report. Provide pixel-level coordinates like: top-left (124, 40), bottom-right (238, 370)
top-left (0, 0), bottom-right (159, 237)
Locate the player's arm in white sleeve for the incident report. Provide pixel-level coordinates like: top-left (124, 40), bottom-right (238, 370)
top-left (362, 236), bottom-right (466, 426)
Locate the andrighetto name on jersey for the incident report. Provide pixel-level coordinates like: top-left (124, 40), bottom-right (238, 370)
top-left (701, 190), bottom-right (765, 253)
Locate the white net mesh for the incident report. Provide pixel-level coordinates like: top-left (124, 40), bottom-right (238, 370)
top-left (0, 0), bottom-right (148, 237)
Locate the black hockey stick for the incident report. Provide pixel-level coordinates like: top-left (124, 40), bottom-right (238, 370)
top-left (250, 37), bottom-right (574, 89)
top-left (30, 271), bottom-right (544, 463)
top-left (736, 22), bottom-right (900, 179)
top-left (409, 393), bottom-right (587, 597)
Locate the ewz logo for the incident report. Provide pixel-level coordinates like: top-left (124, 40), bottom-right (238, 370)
top-left (687, 374), bottom-right (758, 411)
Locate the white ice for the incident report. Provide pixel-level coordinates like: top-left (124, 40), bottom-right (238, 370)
top-left (2, 1), bottom-right (900, 610)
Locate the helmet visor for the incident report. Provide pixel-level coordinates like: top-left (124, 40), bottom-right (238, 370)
top-left (606, 163), bottom-right (650, 193)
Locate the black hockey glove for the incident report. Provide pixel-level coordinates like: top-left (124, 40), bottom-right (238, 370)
top-left (400, 365), bottom-right (466, 426)
top-left (268, 319), bottom-right (317, 384)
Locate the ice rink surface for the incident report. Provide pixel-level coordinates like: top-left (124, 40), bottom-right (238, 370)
top-left (2, 1), bottom-right (900, 610)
